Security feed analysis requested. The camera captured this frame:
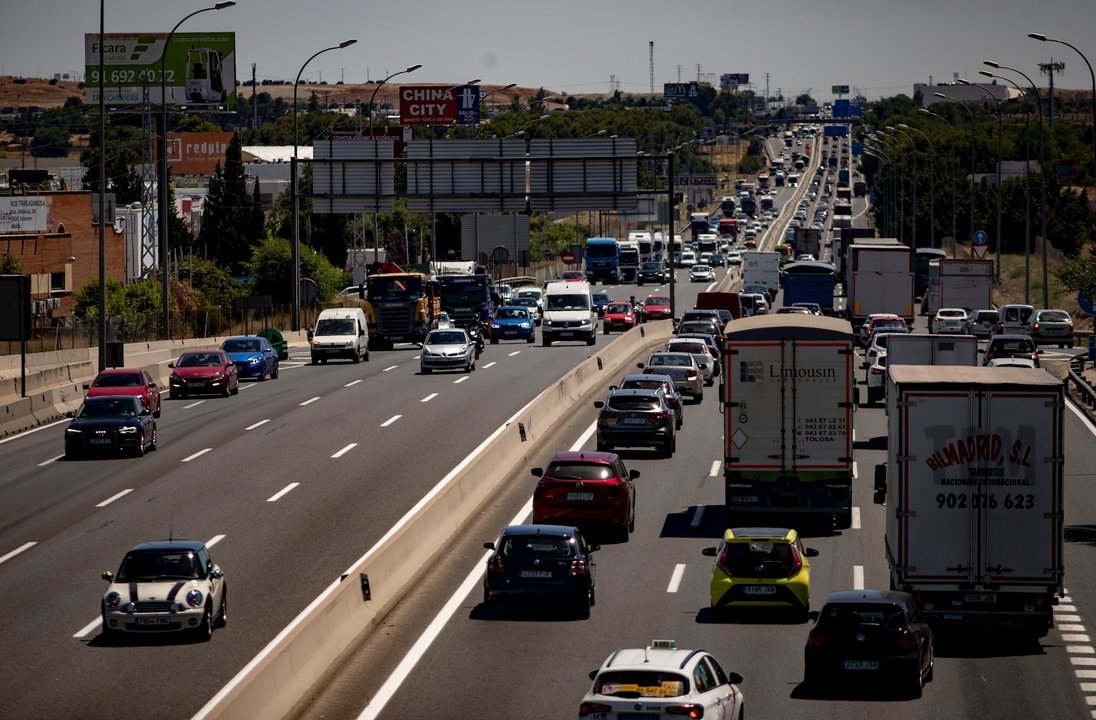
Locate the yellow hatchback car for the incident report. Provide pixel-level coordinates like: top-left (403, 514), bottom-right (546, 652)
top-left (702, 527), bottom-right (818, 621)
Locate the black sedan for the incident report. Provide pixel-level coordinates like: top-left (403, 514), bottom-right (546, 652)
top-left (64, 395), bottom-right (157, 458)
top-left (482, 524), bottom-right (598, 618)
top-left (804, 589), bottom-right (934, 698)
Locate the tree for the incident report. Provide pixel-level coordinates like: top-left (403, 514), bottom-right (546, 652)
top-left (31, 126), bottom-right (71, 158)
top-left (246, 234), bottom-right (346, 305)
top-left (0, 254), bottom-right (24, 274)
top-left (197, 134), bottom-right (259, 274)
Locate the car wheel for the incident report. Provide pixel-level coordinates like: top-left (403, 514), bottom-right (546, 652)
top-left (221, 385), bottom-right (230, 398)
top-left (194, 604), bottom-right (214, 642)
top-left (603, 325), bottom-right (610, 335)
top-left (542, 336), bottom-right (551, 347)
top-left (133, 437), bottom-right (146, 457)
top-left (153, 405), bottom-right (161, 418)
top-left (272, 365), bottom-right (279, 379)
top-left (215, 586), bottom-right (228, 628)
top-left (906, 655), bottom-right (925, 698)
top-left (490, 337), bottom-right (499, 345)
top-left (575, 589), bottom-right (592, 619)
top-left (596, 440), bottom-right (611, 452)
top-left (796, 603), bottom-right (810, 623)
top-left (696, 392), bottom-right (704, 404)
top-left (352, 348), bottom-right (361, 364)
top-left (259, 369), bottom-right (267, 381)
top-left (148, 427), bottom-right (157, 452)
top-left (527, 335), bottom-right (535, 344)
top-left (421, 367), bottom-right (432, 375)
top-left (230, 381), bottom-right (239, 396)
top-left (310, 355), bottom-right (319, 365)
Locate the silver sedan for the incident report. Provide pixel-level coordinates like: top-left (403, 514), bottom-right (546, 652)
top-left (419, 329), bottom-right (475, 374)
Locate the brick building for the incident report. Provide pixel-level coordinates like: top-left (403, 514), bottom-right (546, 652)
top-left (0, 191), bottom-right (126, 320)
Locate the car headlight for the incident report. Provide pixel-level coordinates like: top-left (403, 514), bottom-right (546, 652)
top-left (459, 345), bottom-right (469, 353)
top-left (117, 425), bottom-right (138, 434)
top-left (248, 357), bottom-right (261, 365)
top-left (186, 589), bottom-right (204, 608)
top-left (211, 372), bottom-right (225, 381)
top-left (421, 348), bottom-right (433, 356)
top-left (104, 591), bottom-right (121, 609)
top-left (520, 322), bottom-right (531, 328)
top-left (66, 428), bottom-right (82, 435)
top-left (170, 374), bottom-right (180, 383)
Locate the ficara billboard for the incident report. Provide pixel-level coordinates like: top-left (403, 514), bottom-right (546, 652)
top-left (84, 32), bottom-right (236, 107)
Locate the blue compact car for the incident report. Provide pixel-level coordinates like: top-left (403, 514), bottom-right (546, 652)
top-left (220, 336), bottom-right (279, 381)
top-left (489, 306), bottom-right (536, 344)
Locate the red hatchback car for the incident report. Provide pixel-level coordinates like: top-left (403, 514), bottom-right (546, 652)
top-left (602, 301), bottom-right (637, 334)
top-left (561, 270), bottom-right (587, 282)
top-left (168, 350), bottom-right (239, 399)
top-left (640, 295), bottom-right (672, 323)
top-left (531, 451), bottom-right (638, 543)
top-left (85, 368), bottom-right (161, 418)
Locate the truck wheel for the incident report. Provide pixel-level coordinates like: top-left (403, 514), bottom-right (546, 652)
top-left (603, 325), bottom-right (610, 335)
top-left (835, 511), bottom-right (852, 530)
top-left (542, 336), bottom-right (551, 347)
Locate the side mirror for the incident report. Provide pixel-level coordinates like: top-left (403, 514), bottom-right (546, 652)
top-left (102, 571), bottom-right (113, 581)
top-left (65, 411), bottom-right (75, 418)
top-left (531, 468), bottom-right (544, 478)
top-left (483, 542), bottom-right (496, 551)
top-left (587, 544), bottom-right (600, 553)
top-left (588, 670), bottom-right (598, 681)
top-left (593, 401), bottom-right (604, 409)
top-left (805, 548), bottom-right (820, 558)
top-left (210, 566), bottom-right (224, 580)
top-left (873, 463), bottom-right (887, 505)
top-left (728, 672), bottom-right (744, 685)
top-left (167, 362), bottom-right (175, 368)
top-left (701, 547), bottom-right (718, 557)
top-left (608, 385), bottom-right (618, 391)
top-left (636, 362), bottom-right (644, 369)
top-left (307, 330), bottom-right (314, 341)
top-left (629, 469), bottom-right (640, 480)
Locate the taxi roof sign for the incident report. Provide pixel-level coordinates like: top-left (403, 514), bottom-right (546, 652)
top-left (650, 639), bottom-right (676, 649)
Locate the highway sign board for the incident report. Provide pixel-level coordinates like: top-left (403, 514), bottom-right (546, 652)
top-left (664, 82), bottom-right (699, 100)
top-left (973, 229), bottom-right (988, 246)
top-left (561, 250), bottom-right (577, 265)
top-left (398, 85), bottom-right (480, 126)
top-left (84, 32), bottom-right (237, 106)
top-left (1078, 291), bottom-right (1096, 316)
top-left (832, 85), bottom-right (850, 95)
top-left (971, 244), bottom-right (989, 259)
top-left (721, 73), bottom-right (750, 85)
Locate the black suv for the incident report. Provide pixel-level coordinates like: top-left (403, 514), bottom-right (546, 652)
top-left (637, 261), bottom-right (667, 285)
top-left (483, 524), bottom-right (598, 618)
top-left (594, 388), bottom-right (677, 456)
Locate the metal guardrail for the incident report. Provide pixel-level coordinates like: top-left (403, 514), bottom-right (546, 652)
top-left (1067, 352), bottom-right (1096, 408)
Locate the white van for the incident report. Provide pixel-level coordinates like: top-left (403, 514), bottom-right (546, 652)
top-left (309, 307), bottom-right (370, 364)
top-left (995, 304), bottom-right (1036, 336)
top-left (541, 280), bottom-right (596, 347)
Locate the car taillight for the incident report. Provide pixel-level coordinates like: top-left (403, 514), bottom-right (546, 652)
top-left (665, 703), bottom-right (705, 717)
top-left (653, 411), bottom-right (669, 421)
top-left (601, 410), bottom-right (620, 419)
top-left (789, 544), bottom-right (803, 573)
top-left (896, 630), bottom-right (918, 650)
top-left (487, 555), bottom-right (506, 575)
top-left (716, 546), bottom-right (734, 577)
top-left (1033, 322), bottom-right (1041, 331)
top-left (687, 370), bottom-right (699, 379)
top-left (579, 702), bottom-right (612, 717)
top-left (570, 559), bottom-right (589, 576)
top-left (807, 629), bottom-right (826, 647)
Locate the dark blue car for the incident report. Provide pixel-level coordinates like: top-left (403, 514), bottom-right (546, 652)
top-left (592, 292), bottom-right (612, 317)
top-left (220, 336), bottom-right (279, 381)
top-left (489, 306), bottom-right (536, 344)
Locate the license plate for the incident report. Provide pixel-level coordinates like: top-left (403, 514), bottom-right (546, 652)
top-left (134, 616), bottom-right (172, 625)
top-left (520, 570), bottom-right (552, 578)
top-left (566, 492), bottom-right (594, 501)
top-left (742, 585), bottom-right (777, 595)
top-left (88, 438), bottom-right (113, 445)
top-left (734, 495), bottom-right (759, 503)
top-left (188, 379), bottom-right (206, 385)
top-left (965, 593), bottom-right (996, 604)
top-left (621, 417), bottom-right (647, 425)
top-left (841, 660), bottom-right (880, 670)
top-left (558, 331), bottom-right (574, 337)
top-left (619, 715), bottom-right (659, 720)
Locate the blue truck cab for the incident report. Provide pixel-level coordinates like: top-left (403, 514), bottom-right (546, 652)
top-left (584, 237), bottom-right (621, 285)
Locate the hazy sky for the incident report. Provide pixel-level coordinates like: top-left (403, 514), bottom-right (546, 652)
top-left (3, 0), bottom-right (1094, 101)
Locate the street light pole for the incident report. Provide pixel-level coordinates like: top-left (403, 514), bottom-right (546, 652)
top-left (986, 60), bottom-right (1049, 308)
top-left (899, 124), bottom-right (935, 249)
top-left (919, 108), bottom-right (959, 257)
top-left (291, 39), bottom-right (357, 332)
top-left (959, 79), bottom-right (1004, 279)
top-left (476, 83), bottom-right (516, 138)
top-left (1030, 33), bottom-right (1096, 188)
top-left (888, 126), bottom-right (918, 247)
top-left (874, 132), bottom-right (905, 243)
top-left (97, 0), bottom-right (106, 371)
top-left (933, 93), bottom-right (976, 261)
top-left (982, 70), bottom-right (1033, 303)
top-left (159, 2), bottom-right (235, 339)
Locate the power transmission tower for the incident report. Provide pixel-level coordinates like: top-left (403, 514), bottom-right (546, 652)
top-left (1039, 59), bottom-right (1066, 128)
top-left (139, 75), bottom-right (159, 278)
top-left (696, 64), bottom-right (702, 83)
top-left (251, 62), bottom-right (257, 130)
top-left (765, 72), bottom-right (770, 102)
top-left (677, 65), bottom-right (682, 83)
top-left (649, 41), bottom-right (654, 95)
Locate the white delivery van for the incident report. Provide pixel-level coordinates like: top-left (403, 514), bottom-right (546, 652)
top-left (541, 280), bottom-right (596, 347)
top-left (309, 307), bottom-right (370, 364)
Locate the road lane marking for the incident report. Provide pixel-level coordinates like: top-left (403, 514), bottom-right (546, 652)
top-left (852, 506), bottom-right (861, 530)
top-left (245, 419), bottom-right (270, 431)
top-left (181, 448), bottom-right (212, 463)
top-left (345, 379), bottom-right (363, 387)
top-left (381, 415), bottom-right (402, 427)
top-left (96, 489), bottom-right (133, 507)
top-left (38, 454), bottom-right (65, 467)
top-left (706, 282), bottom-right (717, 292)
top-left (454, 376), bottom-right (469, 384)
top-left (1072, 657), bottom-right (1096, 665)
top-left (206, 534), bottom-right (225, 548)
top-left (383, 365), bottom-right (398, 372)
top-left (267, 483), bottom-right (299, 502)
top-left (421, 393), bottom-right (438, 403)
top-left (331, 443), bottom-right (357, 459)
top-left (1061, 615), bottom-right (1084, 623)
top-left (184, 400), bottom-right (205, 409)
top-left (852, 461), bottom-right (858, 479)
top-left (483, 362), bottom-right (497, 368)
top-left (709, 460), bottom-right (720, 477)
top-left (1077, 670), bottom-right (1096, 679)
top-left (0, 542), bottom-right (36, 565)
top-left (1063, 624), bottom-right (1088, 632)
top-left (508, 351), bottom-right (521, 357)
top-left (0, 418), bottom-right (68, 445)
top-left (853, 565), bottom-right (864, 590)
top-left (690, 506), bottom-right (705, 527)
top-left (299, 396), bottom-right (320, 406)
top-left (1068, 646), bottom-right (1096, 654)
top-left (1065, 634), bottom-right (1093, 643)
top-left (667, 564), bottom-right (686, 593)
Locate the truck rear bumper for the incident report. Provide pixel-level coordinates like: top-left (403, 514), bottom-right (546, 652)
top-left (904, 589), bottom-right (1056, 634)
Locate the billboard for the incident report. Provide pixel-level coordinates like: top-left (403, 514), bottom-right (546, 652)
top-left (398, 85), bottom-right (480, 126)
top-left (831, 84), bottom-right (850, 94)
top-left (664, 82), bottom-right (699, 100)
top-left (0, 196), bottom-right (51, 234)
top-left (328, 127), bottom-right (412, 157)
top-left (163, 131), bottom-right (233, 175)
top-left (722, 73), bottom-right (749, 84)
top-left (84, 32), bottom-right (237, 106)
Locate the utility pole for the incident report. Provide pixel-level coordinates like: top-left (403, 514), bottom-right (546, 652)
top-left (649, 41), bottom-right (654, 95)
top-left (1040, 59), bottom-right (1066, 127)
top-left (764, 72), bottom-right (770, 103)
top-left (677, 65), bottom-right (682, 83)
top-left (251, 62), bottom-right (257, 130)
top-left (696, 64), bottom-right (702, 83)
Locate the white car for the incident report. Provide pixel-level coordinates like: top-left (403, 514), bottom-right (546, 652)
top-left (514, 287), bottom-right (545, 315)
top-left (678, 250), bottom-right (697, 268)
top-left (931, 307), bottom-right (969, 335)
top-left (866, 352), bottom-right (887, 404)
top-left (864, 330), bottom-right (908, 370)
top-left (689, 264), bottom-right (715, 283)
top-left (666, 337), bottom-right (716, 385)
top-left (987, 356), bottom-right (1038, 369)
top-left (578, 640), bottom-right (744, 719)
top-left (435, 311), bottom-right (454, 329)
top-left (101, 539), bottom-right (227, 640)
top-left (726, 251), bottom-right (743, 266)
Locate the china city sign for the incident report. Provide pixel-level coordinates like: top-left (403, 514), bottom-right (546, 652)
top-left (398, 85), bottom-right (480, 126)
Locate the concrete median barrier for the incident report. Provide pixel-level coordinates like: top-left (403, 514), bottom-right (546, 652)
top-left (193, 321), bottom-right (675, 720)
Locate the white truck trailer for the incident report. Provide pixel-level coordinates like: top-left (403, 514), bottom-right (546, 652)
top-left (873, 366), bottom-right (1064, 636)
top-left (847, 239), bottom-right (914, 332)
top-left (921, 259), bottom-right (994, 316)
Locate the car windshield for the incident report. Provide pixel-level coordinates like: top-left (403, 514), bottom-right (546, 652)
top-left (641, 262), bottom-right (661, 270)
top-left (939, 310), bottom-right (966, 318)
top-left (594, 671), bottom-right (689, 698)
top-left (546, 462), bottom-right (615, 480)
top-left (546, 294), bottom-right (590, 311)
top-left (177, 353), bottom-right (222, 367)
top-left (607, 303), bottom-right (632, 314)
top-left (1039, 311), bottom-right (1070, 322)
top-left (993, 339), bottom-right (1035, 353)
top-left (116, 550), bottom-right (203, 582)
top-left (516, 290), bottom-right (541, 300)
top-left (78, 398), bottom-right (139, 418)
top-left (667, 341), bottom-right (707, 355)
top-left (315, 319), bottom-right (357, 336)
top-left (679, 323), bottom-right (718, 334)
top-left (496, 308), bottom-right (528, 319)
top-left (645, 297), bottom-right (670, 306)
top-left (222, 339), bottom-right (261, 353)
top-left (821, 603), bottom-right (907, 628)
top-left (621, 379), bottom-right (671, 393)
top-left (440, 285), bottom-right (487, 304)
top-left (722, 541), bottom-right (797, 578)
top-left (514, 298), bottom-right (537, 309)
top-left (367, 275), bottom-right (422, 300)
top-left (648, 354), bottom-right (692, 367)
top-left (92, 373), bottom-right (143, 388)
top-left (500, 535), bottom-right (575, 558)
top-left (427, 331), bottom-right (467, 345)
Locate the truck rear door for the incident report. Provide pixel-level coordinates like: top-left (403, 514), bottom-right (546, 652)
top-left (725, 341), bottom-right (853, 471)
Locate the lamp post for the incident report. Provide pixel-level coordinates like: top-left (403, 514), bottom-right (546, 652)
top-left (959, 78), bottom-right (1003, 279)
top-left (981, 70), bottom-right (1033, 303)
top-left (986, 60), bottom-right (1049, 308)
top-left (1030, 33), bottom-right (1096, 185)
top-left (365, 63), bottom-right (420, 263)
top-left (97, 0), bottom-right (106, 371)
top-left (871, 132), bottom-right (904, 242)
top-left (887, 126), bottom-right (918, 247)
top-left (898, 124), bottom-right (935, 249)
top-left (868, 141), bottom-right (896, 237)
top-left (159, 2), bottom-right (236, 340)
top-left (476, 83), bottom-right (516, 137)
top-left (933, 93), bottom-right (977, 261)
top-left (864, 146), bottom-right (890, 235)
top-left (291, 39), bottom-right (356, 332)
top-left (919, 108), bottom-right (959, 257)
